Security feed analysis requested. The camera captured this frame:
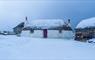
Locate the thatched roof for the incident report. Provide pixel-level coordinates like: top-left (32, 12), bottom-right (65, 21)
top-left (76, 17), bottom-right (95, 29)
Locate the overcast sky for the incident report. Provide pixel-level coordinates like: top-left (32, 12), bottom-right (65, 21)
top-left (0, 0), bottom-right (95, 30)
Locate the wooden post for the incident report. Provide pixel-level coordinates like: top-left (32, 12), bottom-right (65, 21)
top-left (43, 29), bottom-right (48, 38)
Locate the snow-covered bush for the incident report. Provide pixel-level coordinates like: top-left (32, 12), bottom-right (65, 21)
top-left (87, 39), bottom-right (95, 43)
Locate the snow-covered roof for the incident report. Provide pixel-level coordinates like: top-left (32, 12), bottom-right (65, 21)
top-left (76, 17), bottom-right (95, 29)
top-left (25, 19), bottom-right (64, 29)
top-left (0, 19), bottom-right (24, 31)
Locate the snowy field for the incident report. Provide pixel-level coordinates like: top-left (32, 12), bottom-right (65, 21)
top-left (0, 35), bottom-right (95, 60)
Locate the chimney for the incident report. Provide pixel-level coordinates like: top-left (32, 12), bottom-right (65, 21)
top-left (68, 19), bottom-right (70, 23)
top-left (25, 16), bottom-right (28, 21)
top-left (25, 16), bottom-right (29, 24)
top-left (66, 19), bottom-right (71, 27)
top-left (24, 16), bottom-right (29, 27)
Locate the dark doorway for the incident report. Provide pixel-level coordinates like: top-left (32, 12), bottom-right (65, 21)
top-left (43, 29), bottom-right (48, 38)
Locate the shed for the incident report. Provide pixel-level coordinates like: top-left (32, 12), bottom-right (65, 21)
top-left (75, 17), bottom-right (95, 41)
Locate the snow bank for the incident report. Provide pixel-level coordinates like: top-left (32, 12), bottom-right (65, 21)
top-left (76, 17), bottom-right (95, 28)
top-left (25, 19), bottom-right (64, 29)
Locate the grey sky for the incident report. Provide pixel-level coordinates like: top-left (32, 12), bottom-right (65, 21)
top-left (0, 0), bottom-right (95, 30)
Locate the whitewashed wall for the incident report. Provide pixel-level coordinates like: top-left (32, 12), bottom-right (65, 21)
top-left (21, 30), bottom-right (74, 39)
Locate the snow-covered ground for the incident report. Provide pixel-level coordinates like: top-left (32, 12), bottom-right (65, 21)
top-left (0, 35), bottom-right (95, 60)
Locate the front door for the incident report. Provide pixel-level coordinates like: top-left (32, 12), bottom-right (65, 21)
top-left (43, 29), bottom-right (48, 38)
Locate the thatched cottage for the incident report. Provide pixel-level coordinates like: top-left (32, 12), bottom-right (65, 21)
top-left (13, 17), bottom-right (73, 38)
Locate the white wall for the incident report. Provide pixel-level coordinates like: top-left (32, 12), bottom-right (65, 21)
top-left (21, 30), bottom-right (74, 39)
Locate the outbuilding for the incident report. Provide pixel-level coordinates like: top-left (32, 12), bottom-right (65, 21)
top-left (75, 17), bottom-right (95, 42)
